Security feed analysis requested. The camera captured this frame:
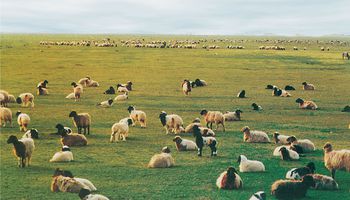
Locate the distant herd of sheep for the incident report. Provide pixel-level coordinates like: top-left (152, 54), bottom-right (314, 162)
top-left (1, 73), bottom-right (350, 200)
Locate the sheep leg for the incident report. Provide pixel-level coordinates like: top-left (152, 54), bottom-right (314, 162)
top-left (209, 141), bottom-right (217, 156)
top-left (210, 122), bottom-right (213, 130)
top-left (197, 147), bottom-right (203, 157)
top-left (83, 127), bottom-right (87, 135)
top-left (110, 133), bottom-right (115, 143)
top-left (221, 123), bottom-right (225, 132)
top-left (27, 155), bottom-right (31, 166)
top-left (165, 126), bottom-right (169, 134)
top-left (87, 126), bottom-right (90, 135)
top-left (78, 127), bottom-right (81, 134)
top-left (206, 122), bottom-right (210, 128)
top-left (331, 169), bottom-right (336, 179)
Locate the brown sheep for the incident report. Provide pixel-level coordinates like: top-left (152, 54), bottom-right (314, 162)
top-left (69, 111), bottom-right (91, 135)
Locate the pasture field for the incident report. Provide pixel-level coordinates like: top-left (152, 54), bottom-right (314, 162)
top-left (0, 34), bottom-right (350, 200)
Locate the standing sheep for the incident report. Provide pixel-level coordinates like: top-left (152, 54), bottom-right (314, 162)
top-left (148, 146), bottom-right (175, 168)
top-left (295, 98), bottom-right (318, 110)
top-left (37, 85), bottom-right (48, 95)
top-left (302, 82), bottom-right (315, 90)
top-left (127, 106), bottom-right (147, 128)
top-left (223, 109), bottom-right (242, 121)
top-left (16, 111), bottom-right (30, 132)
top-left (182, 79), bottom-right (191, 96)
top-left (200, 109), bottom-right (225, 131)
top-left (271, 175), bottom-right (315, 199)
top-left (216, 167), bottom-right (243, 190)
top-left (0, 90), bottom-right (10, 107)
top-left (237, 155), bottom-right (265, 172)
top-left (323, 142), bottom-right (350, 178)
top-left (7, 135), bottom-right (35, 167)
top-left (7, 135), bottom-right (26, 167)
top-left (241, 126), bottom-right (270, 143)
top-left (193, 125), bottom-right (217, 156)
top-left (69, 111), bottom-right (91, 135)
top-left (16, 93), bottom-right (35, 107)
top-left (159, 111), bottom-right (183, 134)
top-left (172, 136), bottom-right (197, 151)
top-left (71, 82), bottom-right (83, 101)
top-left (0, 107), bottom-right (12, 127)
top-left (110, 118), bottom-right (133, 142)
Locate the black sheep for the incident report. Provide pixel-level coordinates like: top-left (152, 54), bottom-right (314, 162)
top-left (284, 85), bottom-right (295, 90)
top-left (104, 86), bottom-right (115, 94)
top-left (7, 135), bottom-right (26, 168)
top-left (237, 90), bottom-right (246, 98)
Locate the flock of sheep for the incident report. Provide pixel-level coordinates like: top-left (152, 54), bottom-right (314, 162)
top-left (1, 70), bottom-right (350, 200)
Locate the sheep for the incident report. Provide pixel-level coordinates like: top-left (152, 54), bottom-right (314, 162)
top-left (172, 136), bottom-right (197, 151)
top-left (116, 84), bottom-right (129, 93)
top-left (200, 109), bottom-right (225, 131)
top-left (237, 90), bottom-right (246, 98)
top-left (265, 85), bottom-right (277, 89)
top-left (0, 107), bottom-right (12, 127)
top-left (273, 132), bottom-right (290, 145)
top-left (159, 111), bottom-right (183, 134)
top-left (286, 162), bottom-right (316, 180)
top-left (7, 135), bottom-right (26, 167)
top-left (37, 80), bottom-right (48, 88)
top-left (69, 111), bottom-right (91, 135)
top-left (103, 86), bottom-right (115, 94)
top-left (51, 175), bottom-right (88, 193)
top-left (341, 105), bottom-right (350, 112)
top-left (56, 123), bottom-right (72, 135)
top-left (237, 155), bottom-right (265, 172)
top-left (0, 90), bottom-right (10, 106)
top-left (295, 98), bottom-right (318, 110)
top-left (37, 85), bottom-right (48, 95)
top-left (302, 82), bottom-right (315, 90)
top-left (114, 92), bottom-right (128, 101)
top-left (271, 175), bottom-right (315, 199)
top-left (53, 168), bottom-right (97, 191)
top-left (78, 77), bottom-right (91, 87)
top-left (97, 99), bottom-right (113, 108)
top-left (216, 167), bottom-right (243, 190)
top-left (287, 136), bottom-right (315, 153)
top-left (59, 131), bottom-right (88, 146)
top-left (8, 94), bottom-right (16, 103)
top-left (65, 92), bottom-right (76, 99)
top-left (87, 80), bottom-right (99, 87)
top-left (79, 189), bottom-right (110, 200)
top-left (50, 146), bottom-right (74, 162)
top-left (272, 87), bottom-right (291, 97)
top-left (273, 145), bottom-right (291, 156)
top-left (22, 128), bottom-right (39, 139)
top-left (16, 111), bottom-right (30, 132)
top-left (71, 82), bottom-right (83, 101)
top-left (193, 125), bottom-right (217, 156)
top-left (184, 122), bottom-right (202, 133)
top-left (124, 81), bottom-right (133, 91)
top-left (191, 79), bottom-right (207, 87)
top-left (16, 93), bottom-right (35, 107)
top-left (249, 191), bottom-right (266, 200)
top-left (241, 126), bottom-right (270, 143)
top-left (342, 52), bottom-right (349, 60)
top-left (127, 106), bottom-right (147, 128)
top-left (223, 109), bottom-right (242, 121)
top-left (110, 118), bottom-right (133, 142)
top-left (251, 103), bottom-right (263, 111)
top-left (279, 147), bottom-right (300, 161)
top-left (284, 85), bottom-right (295, 90)
top-left (182, 79), bottom-right (191, 95)
top-left (323, 142), bottom-right (350, 178)
top-left (148, 146), bottom-right (175, 168)
top-left (310, 174), bottom-right (339, 190)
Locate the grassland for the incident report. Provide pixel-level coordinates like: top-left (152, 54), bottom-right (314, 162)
top-left (0, 34), bottom-right (350, 200)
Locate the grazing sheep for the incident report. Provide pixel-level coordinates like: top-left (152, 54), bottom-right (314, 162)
top-left (273, 132), bottom-right (290, 145)
top-left (193, 125), bottom-right (217, 156)
top-left (272, 87), bottom-right (291, 97)
top-left (65, 92), bottom-right (75, 99)
top-left (69, 111), bottom-right (91, 135)
top-left (159, 111), bottom-right (183, 134)
top-left (116, 84), bottom-right (129, 93)
top-left (249, 191), bottom-right (266, 200)
top-left (37, 80), bottom-right (48, 88)
top-left (323, 142), bottom-right (350, 178)
top-left (342, 52), bottom-right (349, 60)
top-left (251, 103), bottom-right (262, 111)
top-left (53, 168), bottom-right (97, 191)
top-left (237, 155), bottom-right (265, 172)
top-left (59, 131), bottom-right (88, 146)
top-left (0, 107), bottom-right (12, 127)
top-left (0, 90), bottom-right (10, 106)
top-left (7, 135), bottom-right (26, 167)
top-left (114, 93), bottom-right (128, 101)
top-left (110, 118), bottom-right (133, 142)
top-left (216, 167), bottom-right (243, 190)
top-left (241, 126), bottom-right (270, 143)
top-left (71, 82), bottom-right (83, 101)
top-left (50, 146), bottom-right (74, 162)
top-left (200, 110), bottom-right (225, 131)
top-left (56, 123), bottom-right (73, 135)
top-left (284, 85), bottom-right (295, 90)
top-left (79, 189), bottom-right (109, 200)
top-left (16, 93), bottom-right (35, 107)
top-left (127, 106), bottom-right (147, 128)
top-left (182, 79), bottom-right (191, 95)
top-left (341, 105), bottom-right (350, 112)
top-left (223, 109), bottom-right (242, 121)
top-left (271, 175), bottom-right (315, 199)
top-left (22, 128), bottom-right (39, 139)
top-left (295, 98), bottom-right (318, 110)
top-left (310, 174), bottom-right (339, 190)
top-left (287, 136), bottom-right (315, 153)
top-left (286, 162), bottom-right (316, 180)
top-left (37, 85), bottom-right (48, 95)
top-left (279, 147), bottom-right (300, 161)
top-left (302, 82), bottom-right (315, 90)
top-left (172, 136), bottom-right (197, 151)
top-left (78, 77), bottom-right (91, 87)
top-left (237, 90), bottom-right (246, 98)
top-left (16, 111), bottom-right (30, 132)
top-left (97, 99), bottom-right (113, 108)
top-left (148, 146), bottom-right (175, 168)
top-left (51, 175), bottom-right (87, 193)
top-left (104, 86), bottom-right (115, 94)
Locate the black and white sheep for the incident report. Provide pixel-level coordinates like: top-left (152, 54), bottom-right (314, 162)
top-left (148, 146), bottom-right (175, 168)
top-left (193, 125), bottom-right (217, 156)
top-left (182, 79), bottom-right (192, 96)
top-left (223, 109), bottom-right (242, 121)
top-left (0, 107), bottom-right (12, 127)
top-left (159, 111), bottom-right (183, 134)
top-left (22, 128), bottom-right (39, 139)
top-left (37, 80), bottom-right (48, 88)
top-left (97, 99), bottom-right (113, 108)
top-left (172, 136), bottom-right (197, 151)
top-left (237, 155), bottom-right (265, 172)
top-left (7, 135), bottom-right (35, 167)
top-left (295, 98), bottom-right (318, 110)
top-left (286, 162), bottom-right (316, 179)
top-left (50, 146), bottom-right (74, 162)
top-left (279, 147), bottom-right (300, 161)
top-left (116, 83), bottom-right (129, 93)
top-left (191, 79), bottom-right (207, 87)
top-left (251, 103), bottom-right (262, 111)
top-left (16, 111), bottom-right (30, 132)
top-left (273, 132), bottom-right (291, 145)
top-left (103, 86), bottom-right (115, 94)
top-left (216, 167), bottom-right (242, 190)
top-left (55, 123), bottom-right (72, 135)
top-left (37, 85), bottom-right (48, 95)
top-left (284, 85), bottom-right (295, 90)
top-left (237, 90), bottom-right (246, 98)
top-left (16, 93), bottom-right (35, 107)
top-left (272, 87), bottom-right (291, 97)
top-left (200, 109), bottom-right (225, 131)
top-left (287, 136), bottom-right (315, 153)
top-left (127, 106), bottom-right (147, 128)
top-left (249, 191), bottom-right (266, 200)
top-left (241, 126), bottom-right (270, 143)
top-left (69, 111), bottom-right (91, 135)
top-left (323, 142), bottom-right (350, 178)
top-left (271, 175), bottom-right (315, 199)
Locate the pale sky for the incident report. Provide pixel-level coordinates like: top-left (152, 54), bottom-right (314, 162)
top-left (1, 0), bottom-right (349, 36)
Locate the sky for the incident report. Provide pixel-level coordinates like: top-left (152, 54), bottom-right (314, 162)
top-left (1, 0), bottom-right (349, 36)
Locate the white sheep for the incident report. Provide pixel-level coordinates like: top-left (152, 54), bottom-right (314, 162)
top-left (127, 106), bottom-right (147, 128)
top-left (279, 147), bottom-right (300, 160)
top-left (50, 146), bottom-right (74, 162)
top-left (16, 111), bottom-right (30, 132)
top-left (237, 155), bottom-right (265, 172)
top-left (323, 142), bottom-right (350, 178)
top-left (223, 109), bottom-right (242, 121)
top-left (0, 107), bottom-right (12, 127)
top-left (241, 126), bottom-right (270, 143)
top-left (172, 136), bottom-right (197, 151)
top-left (16, 93), bottom-right (35, 107)
top-left (287, 136), bottom-right (315, 153)
top-left (110, 118), bottom-right (133, 142)
top-left (117, 84), bottom-right (129, 93)
top-left (97, 99), bottom-right (113, 108)
top-left (148, 146), bottom-right (175, 168)
top-left (78, 77), bottom-right (91, 87)
top-left (79, 189), bottom-right (109, 200)
top-left (114, 93), bottom-right (128, 101)
top-left (273, 132), bottom-right (290, 145)
top-left (87, 80), bottom-right (99, 87)
top-left (273, 145), bottom-right (291, 156)
top-left (65, 93), bottom-right (76, 99)
top-left (19, 137), bottom-right (35, 166)
top-left (159, 111), bottom-right (183, 134)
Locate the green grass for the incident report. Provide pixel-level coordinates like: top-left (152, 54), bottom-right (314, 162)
top-left (1, 34), bottom-right (350, 200)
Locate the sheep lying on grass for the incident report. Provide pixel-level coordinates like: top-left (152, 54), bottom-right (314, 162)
top-left (51, 175), bottom-right (87, 193)
top-left (116, 84), bottom-right (129, 93)
top-left (200, 109), bottom-right (225, 131)
top-left (69, 111), bottom-right (91, 135)
top-left (115, 93), bottom-right (128, 101)
top-left (104, 86), bottom-right (115, 94)
top-left (323, 142), bottom-right (350, 178)
top-left (279, 147), bottom-right (299, 161)
top-left (251, 103), bottom-right (262, 111)
top-left (65, 93), bottom-right (75, 99)
top-left (271, 175), bottom-right (315, 199)
top-left (272, 87), bottom-right (291, 97)
top-left (223, 109), bottom-right (242, 121)
top-left (172, 136), bottom-right (197, 151)
top-left (241, 126), bottom-right (270, 143)
top-left (237, 90), bottom-right (246, 98)
top-left (216, 167), bottom-right (242, 190)
top-left (302, 82), bottom-right (315, 90)
top-left (310, 174), bottom-right (339, 190)
top-left (237, 155), bottom-right (265, 172)
top-left (55, 123), bottom-right (72, 135)
top-left (249, 191), bottom-right (266, 200)
top-left (59, 131), bottom-right (88, 147)
top-left (148, 146), bottom-right (175, 168)
top-left (286, 162), bottom-right (316, 179)
top-left (53, 168), bottom-right (97, 191)
top-left (0, 107), bottom-right (12, 127)
top-left (97, 99), bottom-right (113, 108)
top-left (287, 136), bottom-right (315, 153)
top-left (22, 129), bottom-right (39, 139)
top-left (295, 98), bottom-right (318, 110)
top-left (273, 132), bottom-right (291, 145)
top-left (79, 189), bottom-right (110, 200)
top-left (50, 146), bottom-right (74, 162)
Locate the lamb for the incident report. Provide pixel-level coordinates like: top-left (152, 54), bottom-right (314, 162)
top-left (287, 136), bottom-right (315, 153)
top-left (79, 189), bottom-right (110, 200)
top-left (286, 162), bottom-right (316, 180)
top-left (114, 93), bottom-right (128, 101)
top-left (295, 98), bottom-right (318, 110)
top-left (97, 99), bottom-right (113, 108)
top-left (16, 93), bottom-right (35, 107)
top-left (50, 146), bottom-right (74, 162)
top-left (69, 111), bottom-right (91, 135)
top-left (193, 125), bottom-right (217, 156)
top-left (273, 132), bottom-right (290, 145)
top-left (272, 87), bottom-right (291, 97)
top-left (55, 123), bottom-right (73, 135)
top-left (241, 126), bottom-right (270, 143)
top-left (251, 103), bottom-right (262, 111)
top-left (323, 142), bottom-right (350, 178)
top-left (110, 118), bottom-right (133, 142)
top-left (0, 90), bottom-right (10, 106)
top-left (182, 79), bottom-right (191, 95)
top-left (237, 90), bottom-right (246, 98)
top-left (59, 131), bottom-right (88, 146)
top-left (279, 147), bottom-right (300, 161)
top-left (7, 135), bottom-right (26, 167)
top-left (116, 84), bottom-right (129, 93)
top-left (22, 128), bottom-right (39, 139)
top-left (237, 155), bottom-right (265, 172)
top-left (223, 109), bottom-right (242, 121)
top-left (249, 191), bottom-right (266, 200)
top-left (284, 85), bottom-right (295, 90)
top-left (65, 92), bottom-right (76, 99)
top-left (148, 146), bottom-right (175, 168)
top-left (172, 136), bottom-right (197, 151)
top-left (302, 82), bottom-right (315, 90)
top-left (0, 107), bottom-right (12, 127)
top-left (104, 86), bottom-right (115, 94)
top-left (216, 167), bottom-right (243, 190)
top-left (159, 111), bottom-right (183, 134)
top-left (16, 111), bottom-right (30, 132)
top-left (53, 168), bottom-right (97, 191)
top-left (127, 106), bottom-right (147, 128)
top-left (71, 82), bottom-right (83, 101)
top-left (37, 80), bottom-right (48, 88)
top-left (37, 85), bottom-right (48, 95)
top-left (51, 175), bottom-right (87, 193)
top-left (200, 109), bottom-right (225, 131)
top-left (271, 175), bottom-right (315, 199)
top-left (309, 174), bottom-right (339, 190)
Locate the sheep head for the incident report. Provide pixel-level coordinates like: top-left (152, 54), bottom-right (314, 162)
top-left (69, 111), bottom-right (78, 118)
top-left (172, 136), bottom-right (182, 143)
top-left (15, 111), bottom-right (22, 116)
top-left (16, 97), bottom-right (22, 104)
top-left (273, 132), bottom-right (280, 144)
top-left (127, 106), bottom-right (135, 113)
top-left (323, 142), bottom-right (333, 153)
top-left (286, 136), bottom-right (297, 144)
top-left (159, 112), bottom-right (167, 126)
top-left (295, 98), bottom-right (304, 104)
top-left (200, 109), bottom-right (208, 116)
top-left (162, 146), bottom-right (171, 153)
top-left (79, 189), bottom-right (91, 200)
top-left (7, 135), bottom-right (18, 144)
top-left (61, 146), bottom-right (71, 152)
